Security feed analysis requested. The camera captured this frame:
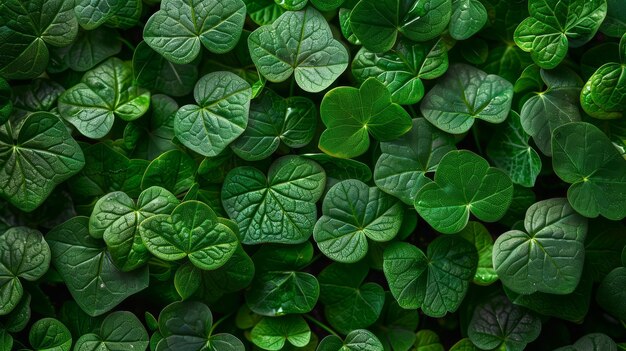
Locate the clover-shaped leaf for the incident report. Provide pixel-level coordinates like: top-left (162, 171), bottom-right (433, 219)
top-left (89, 186), bottom-right (179, 271)
top-left (0, 227), bottom-right (50, 315)
top-left (317, 330), bottom-right (383, 351)
top-left (514, 0), bottom-right (607, 69)
top-left (222, 155), bottom-right (326, 244)
top-left (351, 39), bottom-right (449, 105)
top-left (248, 7), bottom-right (349, 93)
top-left (552, 122), bottom-right (626, 220)
top-left (0, 112), bottom-right (85, 212)
top-left (140, 201), bottom-right (238, 270)
top-left (245, 271), bottom-right (320, 317)
top-left (58, 57), bottom-right (151, 139)
top-left (250, 315), bottom-right (311, 350)
top-left (349, 0), bottom-right (452, 53)
top-left (174, 72), bottom-right (252, 157)
top-left (230, 89), bottom-right (317, 161)
top-left (493, 198), bottom-right (587, 295)
top-left (414, 150), bottom-right (514, 234)
top-left (313, 179), bottom-right (404, 263)
top-left (319, 78), bottom-right (412, 159)
top-left (374, 118), bottom-right (456, 206)
top-left (75, 311), bottom-right (148, 351)
top-left (420, 64), bottom-right (513, 134)
top-left (383, 237), bottom-right (478, 317)
top-left (143, 0), bottom-right (246, 64)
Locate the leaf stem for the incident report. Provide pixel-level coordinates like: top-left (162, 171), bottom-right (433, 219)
top-left (471, 126), bottom-right (483, 154)
top-left (407, 104), bottom-right (419, 119)
top-left (289, 76), bottom-right (296, 97)
top-left (209, 312), bottom-right (234, 336)
top-left (303, 314), bottom-right (339, 337)
top-left (118, 36), bottom-right (136, 51)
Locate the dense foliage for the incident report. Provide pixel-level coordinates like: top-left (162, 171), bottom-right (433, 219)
top-left (0, 0), bottom-right (625, 350)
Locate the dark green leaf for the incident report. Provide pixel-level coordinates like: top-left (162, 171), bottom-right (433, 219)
top-left (74, 311), bottom-right (148, 351)
top-left (28, 318), bottom-right (72, 351)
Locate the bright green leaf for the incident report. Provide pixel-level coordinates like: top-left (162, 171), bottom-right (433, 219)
top-left (449, 0), bottom-right (488, 40)
top-left (251, 315), bottom-right (311, 350)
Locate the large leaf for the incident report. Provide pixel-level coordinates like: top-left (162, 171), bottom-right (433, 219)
top-left (0, 228), bottom-right (50, 315)
top-left (420, 64), bottom-right (513, 134)
top-left (349, 0), bottom-right (452, 53)
top-left (58, 58), bottom-right (151, 139)
top-left (514, 0), bottom-right (607, 69)
top-left (414, 150), bottom-right (513, 234)
top-left (222, 155), bottom-right (326, 244)
top-left (374, 118), bottom-right (456, 206)
top-left (174, 72), bottom-right (252, 157)
top-left (74, 311), bottom-right (148, 351)
top-left (493, 198), bottom-right (588, 295)
top-left (143, 0), bottom-right (246, 64)
top-left (351, 39), bottom-right (449, 105)
top-left (248, 7), bottom-right (349, 93)
top-left (383, 237), bottom-right (478, 317)
top-left (313, 179), bottom-right (404, 263)
top-left (0, 0), bottom-right (78, 79)
top-left (552, 122), bottom-right (626, 220)
top-left (140, 201), bottom-right (239, 270)
top-left (318, 78), bottom-right (412, 159)
top-left (0, 112), bottom-right (85, 212)
top-left (47, 217), bottom-right (149, 317)
top-left (89, 186), bottom-right (179, 271)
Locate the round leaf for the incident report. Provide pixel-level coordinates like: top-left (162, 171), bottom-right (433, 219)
top-left (250, 315), bottom-right (311, 350)
top-left (29, 318), bottom-right (72, 351)
top-left (74, 311), bottom-right (148, 351)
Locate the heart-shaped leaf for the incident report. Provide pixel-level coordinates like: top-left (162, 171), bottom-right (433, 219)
top-left (174, 72), bottom-right (252, 157)
top-left (414, 150), bottom-right (514, 234)
top-left (319, 78), bottom-right (412, 159)
top-left (29, 318), bottom-right (72, 351)
top-left (0, 227), bottom-right (50, 315)
top-left (0, 112), bottom-right (85, 212)
top-left (552, 122), bottom-right (626, 220)
top-left (317, 329), bottom-right (383, 351)
top-left (250, 315), bottom-right (311, 350)
top-left (420, 64), bottom-right (513, 134)
top-left (449, 0), bottom-right (488, 40)
top-left (74, 311), bottom-right (148, 351)
top-left (222, 155), bottom-right (326, 244)
top-left (143, 0), bottom-right (246, 64)
top-left (140, 201), bottom-right (239, 270)
top-left (248, 7), bottom-right (349, 93)
top-left (493, 198), bottom-right (588, 295)
top-left (554, 333), bottom-right (618, 351)
top-left (383, 236), bottom-right (478, 317)
top-left (374, 118), bottom-right (456, 205)
top-left (49, 27), bottom-right (122, 73)
top-left (230, 89), bottom-right (317, 161)
top-left (351, 39), bottom-right (449, 105)
top-left (514, 0), bottom-right (607, 69)
top-left (313, 179), bottom-right (404, 263)
top-left (245, 270), bottom-right (320, 316)
top-left (89, 186), bottom-right (179, 271)
top-left (58, 58), bottom-right (151, 139)
top-left (349, 0), bottom-right (452, 53)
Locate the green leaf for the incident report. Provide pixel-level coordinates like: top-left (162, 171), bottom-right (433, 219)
top-left (413, 330), bottom-right (444, 351)
top-left (0, 227), bottom-right (50, 315)
top-left (374, 118), bottom-right (456, 206)
top-left (133, 41), bottom-right (198, 97)
top-left (251, 315), bottom-right (311, 350)
top-left (0, 0), bottom-right (78, 79)
top-left (143, 0), bottom-right (246, 64)
top-left (12, 79), bottom-right (64, 113)
top-left (174, 263), bottom-right (201, 300)
top-left (317, 330), bottom-right (383, 351)
top-left (302, 154), bottom-right (372, 186)
top-left (28, 318), bottom-right (72, 351)
top-left (222, 155), bottom-right (326, 244)
top-left (514, 0), bottom-right (607, 69)
top-left (140, 201), bottom-right (238, 270)
top-left (0, 112), bottom-right (85, 212)
top-left (49, 27), bottom-right (122, 73)
top-left (449, 338), bottom-right (479, 351)
top-left (597, 267), bottom-right (626, 321)
top-left (74, 0), bottom-right (124, 29)
top-left (519, 66), bottom-right (582, 155)
top-left (554, 333), bottom-right (618, 351)
top-left (349, 0), bottom-right (452, 53)
top-left (174, 72), bottom-right (251, 157)
top-left (420, 64), bottom-right (513, 134)
top-left (275, 0), bottom-right (308, 10)
top-left (414, 150), bottom-right (513, 234)
top-left (314, 179), bottom-right (404, 263)
top-left (0, 78), bottom-right (11, 125)
top-left (248, 7), bottom-right (349, 93)
top-left (246, 270), bottom-right (320, 316)
top-left (1, 293), bottom-right (31, 333)
top-left (351, 39), bottom-right (449, 105)
top-left (319, 78), bottom-right (412, 158)
top-left (601, 0), bottom-right (626, 37)
top-left (481, 44), bottom-right (532, 84)
top-left (486, 111), bottom-right (542, 187)
top-left (195, 245), bottom-right (255, 297)
top-left (141, 149), bottom-right (197, 195)
top-left (586, 62), bottom-right (626, 117)
top-left (311, 0), bottom-right (345, 11)
top-left (467, 295), bottom-right (541, 351)
top-left (319, 262), bottom-right (384, 333)
top-left (449, 0), bottom-right (488, 40)
top-left (157, 301), bottom-right (244, 351)
top-left (47, 217), bottom-right (149, 317)
top-left (74, 311), bottom-right (148, 351)
top-left (372, 294), bottom-right (419, 351)
top-left (89, 186), bottom-right (179, 271)
top-left (458, 222), bottom-right (498, 285)
top-left (253, 242), bottom-right (314, 271)
top-left (58, 302), bottom-right (103, 340)
top-left (493, 198), bottom-right (588, 295)
top-left (585, 219), bottom-right (626, 282)
top-left (383, 237), bottom-right (478, 317)
top-left (552, 122), bottom-right (626, 220)
top-left (230, 89), bottom-right (317, 161)
top-left (58, 58), bottom-right (151, 139)
top-left (0, 329), bottom-right (12, 351)
top-left (242, 0), bottom-right (285, 26)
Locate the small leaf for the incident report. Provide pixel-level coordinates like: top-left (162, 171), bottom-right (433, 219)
top-left (597, 267), bottom-right (626, 321)
top-left (174, 263), bottom-right (201, 300)
top-left (251, 315), bottom-right (311, 350)
top-left (554, 333), bottom-right (618, 351)
top-left (414, 330), bottom-right (444, 351)
top-left (141, 149), bottom-right (197, 195)
top-left (29, 318), bottom-right (72, 351)
top-left (449, 0), bottom-right (488, 40)
top-left (458, 222), bottom-right (498, 285)
top-left (245, 270), bottom-right (320, 316)
top-left (74, 311), bottom-right (148, 351)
